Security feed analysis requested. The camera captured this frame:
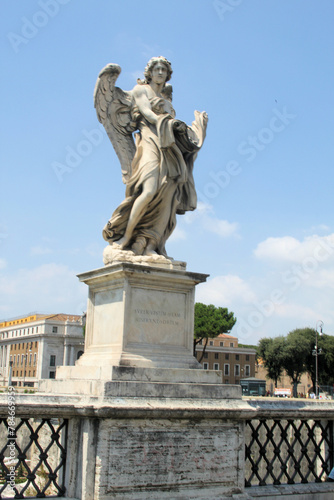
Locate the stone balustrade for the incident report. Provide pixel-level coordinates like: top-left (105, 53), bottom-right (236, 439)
top-left (0, 393), bottom-right (333, 499)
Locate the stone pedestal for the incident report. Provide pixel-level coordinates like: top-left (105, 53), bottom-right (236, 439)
top-left (40, 262), bottom-right (241, 399)
top-left (76, 262), bottom-right (207, 370)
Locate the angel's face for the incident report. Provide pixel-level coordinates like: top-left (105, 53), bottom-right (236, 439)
top-left (151, 63), bottom-right (168, 85)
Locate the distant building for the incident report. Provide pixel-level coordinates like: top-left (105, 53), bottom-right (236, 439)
top-left (195, 333), bottom-right (256, 384)
top-left (0, 313), bottom-right (84, 387)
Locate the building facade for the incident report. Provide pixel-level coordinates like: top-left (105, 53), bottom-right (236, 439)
top-left (195, 333), bottom-right (256, 384)
top-left (0, 313), bottom-right (84, 387)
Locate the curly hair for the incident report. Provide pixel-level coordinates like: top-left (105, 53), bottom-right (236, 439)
top-left (138, 56), bottom-right (173, 85)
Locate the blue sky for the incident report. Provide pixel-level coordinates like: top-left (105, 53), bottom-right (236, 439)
top-left (1, 0), bottom-right (334, 345)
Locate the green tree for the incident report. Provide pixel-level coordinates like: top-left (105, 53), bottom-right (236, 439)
top-left (283, 328), bottom-right (311, 397)
top-left (194, 303), bottom-right (236, 361)
top-left (258, 336), bottom-right (285, 388)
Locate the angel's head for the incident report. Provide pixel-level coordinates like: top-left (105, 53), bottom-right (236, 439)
top-left (140, 56), bottom-right (172, 85)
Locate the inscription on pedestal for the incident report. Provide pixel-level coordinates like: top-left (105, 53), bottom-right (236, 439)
top-left (128, 288), bottom-right (186, 346)
top-left (134, 308), bottom-right (181, 326)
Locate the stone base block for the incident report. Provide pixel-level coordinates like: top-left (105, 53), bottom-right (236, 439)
top-left (93, 417), bottom-right (245, 499)
top-left (55, 365), bottom-right (222, 383)
top-left (40, 365), bottom-right (241, 399)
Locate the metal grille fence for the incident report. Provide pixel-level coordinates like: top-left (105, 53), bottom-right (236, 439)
top-left (0, 418), bottom-right (68, 499)
top-left (245, 418), bottom-right (333, 487)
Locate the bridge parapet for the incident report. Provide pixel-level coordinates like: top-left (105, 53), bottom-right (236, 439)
top-left (0, 394), bottom-right (333, 499)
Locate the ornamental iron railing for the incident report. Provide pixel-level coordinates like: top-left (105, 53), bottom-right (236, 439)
top-left (245, 418), bottom-right (333, 487)
top-left (0, 418), bottom-right (67, 499)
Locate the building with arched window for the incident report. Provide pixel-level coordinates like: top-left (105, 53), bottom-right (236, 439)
top-left (0, 313), bottom-right (85, 387)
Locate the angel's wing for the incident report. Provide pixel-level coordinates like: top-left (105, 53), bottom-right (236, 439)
top-left (94, 64), bottom-right (137, 183)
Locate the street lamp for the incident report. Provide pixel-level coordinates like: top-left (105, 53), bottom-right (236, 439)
top-left (312, 320), bottom-right (324, 399)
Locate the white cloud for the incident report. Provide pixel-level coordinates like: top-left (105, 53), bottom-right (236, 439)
top-left (196, 274), bottom-right (257, 308)
top-left (204, 217), bottom-right (239, 238)
top-left (182, 202), bottom-right (239, 238)
top-left (195, 265), bottom-right (334, 345)
top-left (254, 233), bottom-right (334, 264)
top-left (0, 263), bottom-right (87, 320)
top-left (30, 246), bottom-right (53, 256)
top-left (169, 226), bottom-right (187, 242)
top-left (254, 236), bottom-right (300, 261)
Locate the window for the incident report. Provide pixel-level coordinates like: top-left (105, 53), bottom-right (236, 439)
top-left (220, 341), bottom-right (224, 346)
top-left (50, 355), bottom-right (56, 367)
top-left (214, 363), bottom-right (219, 370)
top-left (235, 354), bottom-right (239, 361)
top-left (35, 342), bottom-right (38, 348)
top-left (209, 341), bottom-right (213, 346)
top-left (13, 355), bottom-right (16, 365)
top-left (245, 365), bottom-right (250, 377)
top-left (246, 355), bottom-right (250, 361)
top-left (224, 379), bottom-right (229, 384)
top-left (235, 364), bottom-right (240, 376)
top-left (214, 353), bottom-right (219, 359)
top-left (36, 327), bottom-right (38, 333)
top-left (230, 342), bottom-right (234, 347)
top-left (224, 364), bottom-right (230, 376)
top-left (31, 327), bottom-right (34, 333)
top-left (20, 371), bottom-right (22, 377)
top-left (225, 353), bottom-right (229, 360)
top-left (21, 354), bottom-right (24, 365)
top-left (29, 354), bottom-right (32, 366)
top-left (33, 353), bottom-right (37, 365)
top-left (52, 326), bottom-right (58, 333)
top-left (203, 363), bottom-right (209, 370)
top-left (49, 371), bottom-right (56, 379)
top-left (203, 352), bottom-right (208, 359)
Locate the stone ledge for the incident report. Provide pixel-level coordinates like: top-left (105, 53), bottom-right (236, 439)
top-left (39, 378), bottom-right (241, 399)
top-left (246, 482), bottom-right (334, 499)
top-left (77, 261), bottom-right (209, 285)
top-left (56, 365), bottom-right (222, 384)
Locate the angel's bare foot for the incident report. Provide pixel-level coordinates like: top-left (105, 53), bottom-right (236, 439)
top-left (114, 235), bottom-right (131, 249)
top-left (132, 236), bottom-right (146, 255)
top-left (144, 239), bottom-right (158, 256)
top-left (144, 249), bottom-right (158, 256)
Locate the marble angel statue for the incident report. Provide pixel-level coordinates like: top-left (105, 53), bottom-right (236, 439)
top-left (94, 56), bottom-right (208, 261)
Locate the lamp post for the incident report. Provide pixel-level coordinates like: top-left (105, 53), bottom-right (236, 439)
top-left (313, 320), bottom-right (323, 399)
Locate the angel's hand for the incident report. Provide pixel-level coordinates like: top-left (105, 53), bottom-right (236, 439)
top-left (173, 120), bottom-right (187, 133)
